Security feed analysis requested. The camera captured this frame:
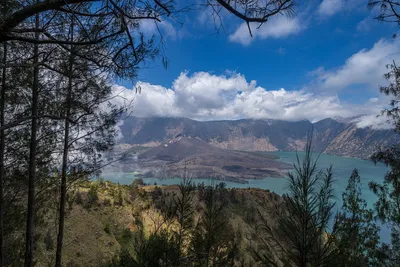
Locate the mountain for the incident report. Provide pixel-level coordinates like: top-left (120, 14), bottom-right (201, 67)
top-left (119, 116), bottom-right (400, 159)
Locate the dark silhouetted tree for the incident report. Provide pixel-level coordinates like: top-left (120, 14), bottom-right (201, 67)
top-left (173, 177), bottom-right (194, 266)
top-left (251, 137), bottom-right (337, 267)
top-left (366, 60), bottom-right (400, 265)
top-left (333, 169), bottom-right (381, 267)
top-left (190, 183), bottom-right (236, 267)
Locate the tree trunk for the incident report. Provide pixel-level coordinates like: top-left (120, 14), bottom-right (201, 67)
top-left (55, 19), bottom-right (74, 267)
top-left (24, 10), bottom-right (40, 267)
top-left (0, 37), bottom-right (7, 267)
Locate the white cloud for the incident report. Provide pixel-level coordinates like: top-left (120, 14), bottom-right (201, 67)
top-left (229, 16), bottom-right (303, 46)
top-left (317, 0), bottom-right (343, 16)
top-left (112, 83), bottom-right (180, 118)
top-left (173, 71), bottom-right (254, 113)
top-left (310, 39), bottom-right (400, 91)
top-left (197, 7), bottom-right (219, 27)
top-left (352, 115), bottom-right (393, 129)
top-left (357, 17), bottom-right (371, 32)
top-left (111, 71), bottom-right (392, 129)
top-left (140, 19), bottom-right (178, 40)
top-left (277, 47), bottom-right (286, 54)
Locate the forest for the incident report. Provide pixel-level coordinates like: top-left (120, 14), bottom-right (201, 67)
top-left (1, 0), bottom-right (400, 266)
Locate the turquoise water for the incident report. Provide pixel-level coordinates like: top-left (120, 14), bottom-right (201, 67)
top-left (102, 151), bottom-right (391, 241)
top-left (103, 152), bottom-right (389, 206)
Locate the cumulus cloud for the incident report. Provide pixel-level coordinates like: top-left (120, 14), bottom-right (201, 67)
top-left (229, 16), bottom-right (303, 46)
top-left (317, 0), bottom-right (343, 16)
top-left (110, 71), bottom-right (391, 129)
top-left (310, 39), bottom-right (400, 91)
top-left (112, 83), bottom-right (180, 118)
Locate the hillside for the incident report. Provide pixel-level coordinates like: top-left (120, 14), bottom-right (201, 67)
top-left (34, 180), bottom-right (284, 267)
top-left (119, 116), bottom-right (399, 159)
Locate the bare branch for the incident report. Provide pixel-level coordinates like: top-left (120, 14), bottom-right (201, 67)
top-left (154, 0), bottom-right (172, 16)
top-left (0, 0), bottom-right (101, 40)
top-left (213, 0), bottom-right (295, 23)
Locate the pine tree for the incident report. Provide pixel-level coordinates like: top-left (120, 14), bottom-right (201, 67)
top-left (173, 177), bottom-right (194, 266)
top-left (0, 1), bottom-right (7, 262)
top-left (333, 169), bottom-right (381, 266)
top-left (251, 137), bottom-right (337, 267)
top-left (365, 62), bottom-right (400, 266)
top-left (55, 15), bottom-right (75, 267)
top-left (24, 8), bottom-right (40, 266)
top-left (190, 183), bottom-right (236, 267)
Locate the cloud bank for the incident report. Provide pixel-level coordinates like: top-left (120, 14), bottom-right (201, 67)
top-left (109, 38), bottom-right (400, 130)
top-left (112, 71), bottom-right (390, 129)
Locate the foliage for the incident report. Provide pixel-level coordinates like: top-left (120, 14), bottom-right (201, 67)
top-left (369, 145), bottom-right (400, 265)
top-left (367, 58), bottom-right (400, 265)
top-left (117, 184), bottom-right (124, 206)
top-left (86, 185), bottom-right (99, 208)
top-left (108, 216), bottom-right (178, 267)
top-left (190, 184), bottom-right (236, 266)
top-left (172, 177), bottom-right (195, 265)
top-left (131, 179), bottom-right (145, 188)
top-left (104, 223), bottom-right (111, 235)
top-left (250, 137), bottom-right (337, 267)
top-left (75, 191), bottom-right (83, 205)
top-left (0, 0), bottom-right (300, 265)
top-left (44, 229), bottom-right (54, 251)
top-left (333, 169), bottom-right (381, 266)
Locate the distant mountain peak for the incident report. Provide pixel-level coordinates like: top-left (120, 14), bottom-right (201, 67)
top-left (120, 116), bottom-right (399, 159)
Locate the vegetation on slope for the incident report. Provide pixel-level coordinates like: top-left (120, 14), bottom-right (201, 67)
top-left (34, 179), bottom-right (281, 266)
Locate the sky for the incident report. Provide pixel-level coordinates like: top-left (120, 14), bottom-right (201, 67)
top-left (112, 0), bottom-right (400, 129)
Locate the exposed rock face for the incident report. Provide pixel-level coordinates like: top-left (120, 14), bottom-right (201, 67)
top-left (323, 124), bottom-right (398, 157)
top-left (209, 136), bottom-right (278, 151)
top-left (119, 116), bottom-right (399, 159)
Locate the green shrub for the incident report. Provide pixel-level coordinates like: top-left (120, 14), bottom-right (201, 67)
top-left (121, 228), bottom-right (132, 241)
top-left (131, 178), bottom-right (145, 188)
top-left (104, 223), bottom-right (111, 235)
top-left (117, 184), bottom-right (123, 206)
top-left (86, 185), bottom-right (98, 208)
top-left (75, 191), bottom-right (83, 205)
top-left (103, 198), bottom-right (111, 206)
top-left (44, 229), bottom-right (54, 251)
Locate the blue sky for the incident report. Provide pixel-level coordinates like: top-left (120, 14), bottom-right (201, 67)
top-left (113, 0), bottom-right (400, 128)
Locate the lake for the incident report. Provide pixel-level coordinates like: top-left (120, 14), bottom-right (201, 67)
top-left (103, 151), bottom-right (389, 204)
top-left (102, 151), bottom-right (391, 241)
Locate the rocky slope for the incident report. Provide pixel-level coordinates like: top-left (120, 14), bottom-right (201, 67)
top-left (135, 135), bottom-right (291, 183)
top-left (119, 116), bottom-right (399, 159)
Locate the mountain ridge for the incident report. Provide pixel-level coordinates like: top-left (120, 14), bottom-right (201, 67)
top-left (119, 116), bottom-right (399, 159)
